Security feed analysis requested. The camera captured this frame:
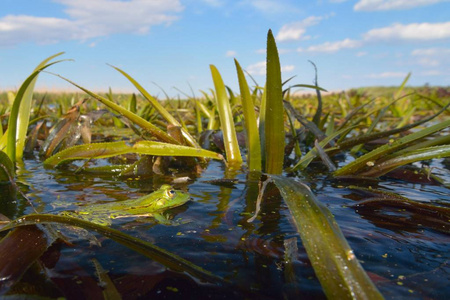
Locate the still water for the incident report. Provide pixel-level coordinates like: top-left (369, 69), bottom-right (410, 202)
top-left (3, 156), bottom-right (449, 299)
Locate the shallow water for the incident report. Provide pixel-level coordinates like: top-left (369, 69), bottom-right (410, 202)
top-left (4, 156), bottom-right (450, 299)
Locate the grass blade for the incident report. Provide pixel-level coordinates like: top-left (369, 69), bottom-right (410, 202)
top-left (43, 141), bottom-right (223, 168)
top-left (334, 118), bottom-right (450, 176)
top-left (270, 175), bottom-right (383, 299)
top-left (360, 145), bottom-right (450, 177)
top-left (53, 74), bottom-right (179, 145)
top-left (6, 58), bottom-right (67, 163)
top-left (264, 29), bottom-right (285, 174)
top-left (235, 59), bottom-right (261, 172)
top-left (109, 65), bottom-right (201, 149)
top-left (0, 214), bottom-right (225, 285)
top-left (210, 65), bottom-right (242, 167)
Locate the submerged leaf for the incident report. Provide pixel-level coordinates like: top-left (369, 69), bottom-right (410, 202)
top-left (0, 214), bottom-right (225, 285)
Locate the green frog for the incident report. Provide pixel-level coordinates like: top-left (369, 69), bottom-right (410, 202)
top-left (59, 185), bottom-right (190, 226)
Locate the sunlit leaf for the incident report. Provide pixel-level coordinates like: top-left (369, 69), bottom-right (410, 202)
top-left (210, 65), bottom-right (242, 167)
top-left (264, 29), bottom-right (284, 174)
top-left (270, 175), bottom-right (383, 299)
top-left (235, 59), bottom-right (261, 172)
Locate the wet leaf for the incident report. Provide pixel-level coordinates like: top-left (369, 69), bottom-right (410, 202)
top-left (0, 214), bottom-right (226, 285)
top-left (270, 175), bottom-right (383, 299)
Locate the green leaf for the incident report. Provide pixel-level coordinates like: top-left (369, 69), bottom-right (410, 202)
top-left (360, 145), bottom-right (450, 177)
top-left (0, 150), bottom-right (14, 182)
top-left (235, 59), bottom-right (261, 172)
top-left (43, 141), bottom-right (223, 168)
top-left (53, 74), bottom-right (179, 145)
top-left (334, 118), bottom-right (450, 176)
top-left (6, 57), bottom-right (67, 163)
top-left (264, 29), bottom-right (285, 174)
top-left (109, 65), bottom-right (201, 149)
top-left (270, 175), bottom-right (383, 299)
top-left (210, 65), bottom-right (242, 167)
top-left (0, 214), bottom-right (225, 285)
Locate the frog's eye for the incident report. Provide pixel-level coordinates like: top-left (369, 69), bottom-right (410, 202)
top-left (166, 189), bottom-right (176, 198)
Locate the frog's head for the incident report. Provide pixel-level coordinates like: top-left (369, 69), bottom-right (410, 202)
top-left (151, 184), bottom-right (190, 211)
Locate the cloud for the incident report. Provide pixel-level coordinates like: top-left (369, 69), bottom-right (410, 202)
top-left (226, 50), bottom-right (237, 57)
top-left (276, 16), bottom-right (327, 42)
top-left (363, 22), bottom-right (450, 42)
top-left (411, 47), bottom-right (450, 67)
top-left (354, 0), bottom-right (446, 11)
top-left (365, 72), bottom-right (408, 79)
top-left (0, 0), bottom-right (183, 46)
top-left (298, 38), bottom-right (362, 53)
top-left (246, 61), bottom-right (295, 76)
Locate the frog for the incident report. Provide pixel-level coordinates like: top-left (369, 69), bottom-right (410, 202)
top-left (59, 184), bottom-right (190, 226)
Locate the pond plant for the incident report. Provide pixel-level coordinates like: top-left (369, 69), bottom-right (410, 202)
top-left (0, 30), bottom-right (449, 298)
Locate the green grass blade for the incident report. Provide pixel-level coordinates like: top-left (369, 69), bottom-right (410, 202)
top-left (271, 175), bottom-right (383, 299)
top-left (43, 141), bottom-right (223, 168)
top-left (360, 145), bottom-right (450, 177)
top-left (334, 118), bottom-right (450, 176)
top-left (53, 74), bottom-right (179, 145)
top-left (235, 59), bottom-right (261, 172)
top-left (291, 126), bottom-right (357, 171)
top-left (110, 65), bottom-right (200, 149)
top-left (0, 214), bottom-right (224, 285)
top-left (0, 151), bottom-right (14, 182)
top-left (264, 29), bottom-right (285, 174)
top-left (210, 65), bottom-right (242, 167)
top-left (16, 53), bottom-right (65, 161)
top-left (6, 59), bottom-right (67, 163)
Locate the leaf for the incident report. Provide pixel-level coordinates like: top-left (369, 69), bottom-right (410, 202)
top-left (43, 141), bottom-right (223, 168)
top-left (270, 175), bottom-right (383, 299)
top-left (235, 59), bottom-right (261, 172)
top-left (109, 65), bottom-right (201, 149)
top-left (334, 118), bottom-right (450, 176)
top-left (0, 151), bottom-right (14, 182)
top-left (6, 56), bottom-right (67, 163)
top-left (16, 53), bottom-right (66, 161)
top-left (210, 65), bottom-right (242, 167)
top-left (360, 145), bottom-right (450, 177)
top-left (264, 29), bottom-right (285, 174)
top-left (0, 214), bottom-right (225, 285)
top-left (52, 74), bottom-right (179, 145)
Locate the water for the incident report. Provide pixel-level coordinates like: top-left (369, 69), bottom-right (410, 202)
top-left (3, 156), bottom-right (449, 299)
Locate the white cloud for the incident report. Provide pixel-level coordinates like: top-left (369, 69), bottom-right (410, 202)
top-left (277, 16), bottom-right (326, 42)
top-left (299, 38), bottom-right (362, 53)
top-left (247, 61), bottom-right (266, 75)
top-left (354, 0), bottom-right (447, 11)
top-left (226, 50), bottom-right (237, 57)
top-left (246, 61), bottom-right (295, 76)
top-left (411, 47), bottom-right (450, 67)
top-left (363, 22), bottom-right (450, 42)
top-left (366, 72), bottom-right (408, 79)
top-left (0, 0), bottom-right (183, 46)
top-left (282, 65), bottom-right (295, 72)
top-left (356, 51), bottom-right (368, 57)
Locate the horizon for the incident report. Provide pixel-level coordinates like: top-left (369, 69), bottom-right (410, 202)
top-left (1, 0), bottom-right (449, 97)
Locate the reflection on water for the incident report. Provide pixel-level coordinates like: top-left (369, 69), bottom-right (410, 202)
top-left (5, 158), bottom-right (449, 299)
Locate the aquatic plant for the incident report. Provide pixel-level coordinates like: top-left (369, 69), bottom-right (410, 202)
top-left (0, 28), bottom-right (448, 298)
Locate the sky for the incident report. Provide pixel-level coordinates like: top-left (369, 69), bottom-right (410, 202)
top-left (0, 0), bottom-right (449, 97)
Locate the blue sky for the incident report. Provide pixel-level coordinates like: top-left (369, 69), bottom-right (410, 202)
top-left (1, 0), bottom-right (449, 97)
